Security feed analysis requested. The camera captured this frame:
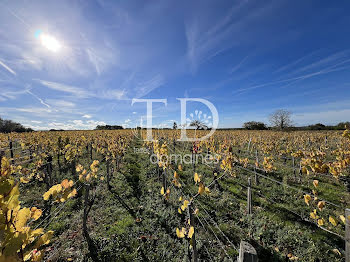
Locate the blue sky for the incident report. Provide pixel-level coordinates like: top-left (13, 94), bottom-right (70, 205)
top-left (0, 0), bottom-right (350, 130)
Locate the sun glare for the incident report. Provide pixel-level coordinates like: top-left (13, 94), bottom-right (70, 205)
top-left (39, 34), bottom-right (61, 52)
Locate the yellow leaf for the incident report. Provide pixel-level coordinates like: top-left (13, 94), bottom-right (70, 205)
top-left (20, 177), bottom-right (30, 184)
top-left (317, 218), bottom-right (324, 226)
top-left (67, 188), bottom-right (77, 199)
top-left (332, 249), bottom-right (342, 256)
top-left (194, 173), bottom-right (200, 184)
top-left (302, 167), bottom-right (309, 175)
top-left (35, 230), bottom-right (54, 248)
top-left (160, 187), bottom-right (164, 195)
top-left (317, 201), bottom-right (325, 211)
top-left (310, 212), bottom-right (317, 220)
top-left (188, 226), bottom-right (194, 238)
top-left (176, 227), bottom-right (186, 238)
top-left (15, 208), bottom-right (31, 229)
top-left (329, 216), bottom-right (337, 226)
top-left (340, 215), bottom-right (346, 224)
top-left (198, 182), bottom-right (205, 195)
top-left (304, 194), bottom-right (311, 206)
top-left (61, 179), bottom-right (70, 189)
top-left (313, 180), bottom-right (319, 188)
top-left (181, 200), bottom-right (189, 211)
top-left (173, 179), bottom-right (181, 188)
top-left (31, 207), bottom-right (42, 221)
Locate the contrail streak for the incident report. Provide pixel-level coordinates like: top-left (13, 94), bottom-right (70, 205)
top-left (0, 59), bottom-right (16, 75)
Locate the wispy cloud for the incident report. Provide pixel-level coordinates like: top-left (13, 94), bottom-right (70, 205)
top-left (134, 74), bottom-right (164, 98)
top-left (0, 88), bottom-right (28, 101)
top-left (34, 79), bottom-right (93, 98)
top-left (16, 107), bottom-right (52, 114)
top-left (97, 89), bottom-right (126, 100)
top-left (236, 55), bottom-right (350, 93)
top-left (0, 59), bottom-right (16, 75)
top-left (26, 90), bottom-right (51, 108)
top-left (229, 54), bottom-right (250, 74)
top-left (45, 99), bottom-right (75, 108)
top-left (26, 119), bottom-right (107, 131)
top-left (283, 50), bottom-right (350, 77)
top-left (272, 49), bottom-right (322, 74)
top-left (185, 1), bottom-right (275, 73)
top-left (86, 47), bottom-right (118, 76)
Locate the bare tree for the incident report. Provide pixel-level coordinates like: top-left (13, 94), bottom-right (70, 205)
top-left (189, 120), bottom-right (208, 130)
top-left (269, 109), bottom-right (293, 130)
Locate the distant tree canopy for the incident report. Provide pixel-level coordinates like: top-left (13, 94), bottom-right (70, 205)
top-left (0, 117), bottom-right (33, 133)
top-left (49, 129), bottom-right (65, 132)
top-left (307, 123), bottom-right (326, 130)
top-left (243, 121), bottom-right (267, 130)
top-left (173, 122), bottom-right (177, 130)
top-left (304, 122), bottom-right (350, 130)
top-left (336, 122), bottom-right (350, 130)
top-left (95, 125), bottom-right (124, 130)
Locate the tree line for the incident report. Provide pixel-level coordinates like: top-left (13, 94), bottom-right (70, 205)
top-left (243, 109), bottom-right (349, 130)
top-left (95, 125), bottom-right (124, 130)
top-left (0, 116), bottom-right (33, 133)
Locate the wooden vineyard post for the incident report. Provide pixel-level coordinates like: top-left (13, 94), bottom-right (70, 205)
top-left (9, 138), bottom-right (14, 164)
top-left (247, 177), bottom-right (252, 215)
top-left (292, 156), bottom-right (296, 181)
top-left (47, 155), bottom-right (53, 185)
top-left (188, 203), bottom-right (198, 262)
top-left (162, 168), bottom-right (167, 193)
top-left (298, 161), bottom-right (302, 183)
top-left (247, 138), bottom-right (252, 151)
top-left (254, 150), bottom-right (259, 185)
top-left (90, 142), bottom-right (93, 160)
top-left (106, 158), bottom-right (111, 190)
top-left (0, 150), bottom-right (4, 169)
top-left (253, 166), bottom-right (259, 186)
top-left (57, 151), bottom-right (61, 175)
top-left (346, 208), bottom-right (350, 262)
top-left (192, 146), bottom-right (196, 172)
top-left (238, 241), bottom-right (258, 262)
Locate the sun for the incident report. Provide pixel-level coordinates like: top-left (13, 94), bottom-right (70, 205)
top-left (35, 30), bottom-right (62, 52)
top-left (40, 34), bottom-right (61, 52)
